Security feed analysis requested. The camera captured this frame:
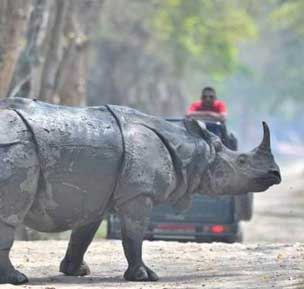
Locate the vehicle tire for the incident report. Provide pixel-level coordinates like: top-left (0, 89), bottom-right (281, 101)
top-left (235, 228), bottom-right (243, 243)
top-left (234, 193), bottom-right (254, 221)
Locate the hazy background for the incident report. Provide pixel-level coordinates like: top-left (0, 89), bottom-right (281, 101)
top-left (1, 0), bottom-right (303, 159)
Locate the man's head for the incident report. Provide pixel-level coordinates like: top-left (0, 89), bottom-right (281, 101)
top-left (201, 87), bottom-right (216, 108)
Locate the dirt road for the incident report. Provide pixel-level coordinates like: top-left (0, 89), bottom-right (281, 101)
top-left (2, 162), bottom-right (304, 289)
top-left (243, 162), bottom-right (304, 243)
top-left (2, 241), bottom-right (303, 289)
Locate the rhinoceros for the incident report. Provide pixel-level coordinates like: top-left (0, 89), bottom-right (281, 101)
top-left (0, 97), bottom-right (281, 284)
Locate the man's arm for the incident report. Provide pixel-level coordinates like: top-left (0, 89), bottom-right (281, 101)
top-left (186, 111), bottom-right (226, 122)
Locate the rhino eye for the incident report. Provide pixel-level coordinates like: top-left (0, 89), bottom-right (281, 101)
top-left (238, 154), bottom-right (247, 165)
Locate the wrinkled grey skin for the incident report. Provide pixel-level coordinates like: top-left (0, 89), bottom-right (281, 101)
top-left (0, 98), bottom-right (281, 285)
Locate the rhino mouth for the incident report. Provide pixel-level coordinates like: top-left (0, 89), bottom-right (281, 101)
top-left (255, 171), bottom-right (281, 187)
top-left (266, 170), bottom-right (281, 184)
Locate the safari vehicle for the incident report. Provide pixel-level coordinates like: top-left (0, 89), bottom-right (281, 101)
top-left (107, 118), bottom-right (253, 243)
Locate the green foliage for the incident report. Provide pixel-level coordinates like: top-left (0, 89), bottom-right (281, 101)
top-left (152, 0), bottom-right (257, 77)
top-left (255, 0), bottom-right (304, 116)
top-left (219, 0), bottom-right (304, 119)
top-left (271, 0), bottom-right (304, 36)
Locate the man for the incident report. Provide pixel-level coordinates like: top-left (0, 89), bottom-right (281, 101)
top-left (186, 87), bottom-right (227, 122)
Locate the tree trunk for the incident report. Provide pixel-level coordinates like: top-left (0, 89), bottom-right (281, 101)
top-left (8, 0), bottom-right (104, 105)
top-left (0, 0), bottom-right (32, 98)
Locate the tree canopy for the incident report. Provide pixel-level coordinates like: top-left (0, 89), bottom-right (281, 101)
top-left (153, 0), bottom-right (257, 78)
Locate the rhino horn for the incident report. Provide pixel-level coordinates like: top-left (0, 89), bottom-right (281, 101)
top-left (257, 121), bottom-right (271, 153)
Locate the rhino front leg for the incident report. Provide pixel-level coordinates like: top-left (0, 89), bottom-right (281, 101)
top-left (0, 221), bottom-right (28, 285)
top-left (60, 219), bottom-right (102, 276)
top-left (119, 196), bottom-right (158, 282)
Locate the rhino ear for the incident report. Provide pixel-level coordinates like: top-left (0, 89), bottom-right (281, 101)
top-left (184, 118), bottom-right (217, 164)
top-left (183, 118), bottom-right (213, 140)
top-left (184, 118), bottom-right (203, 135)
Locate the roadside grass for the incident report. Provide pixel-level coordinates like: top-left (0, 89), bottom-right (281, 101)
top-left (95, 221), bottom-right (108, 239)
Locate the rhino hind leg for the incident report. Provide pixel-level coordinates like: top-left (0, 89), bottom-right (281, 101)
top-left (60, 219), bottom-right (102, 276)
top-left (118, 196), bottom-right (158, 282)
top-left (0, 221), bottom-right (28, 285)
